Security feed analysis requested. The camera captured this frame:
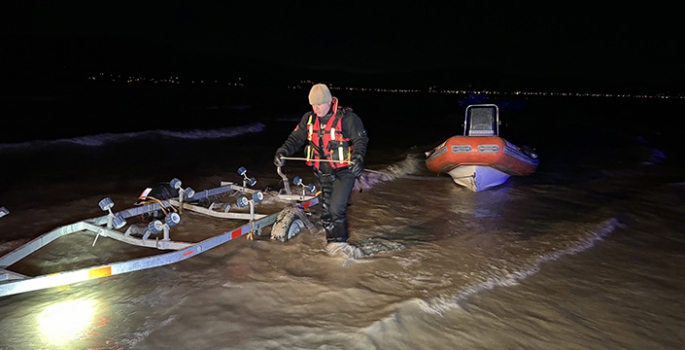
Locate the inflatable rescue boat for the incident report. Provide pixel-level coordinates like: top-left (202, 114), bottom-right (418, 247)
top-left (425, 104), bottom-right (539, 192)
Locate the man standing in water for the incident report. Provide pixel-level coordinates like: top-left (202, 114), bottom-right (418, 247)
top-left (274, 83), bottom-right (369, 256)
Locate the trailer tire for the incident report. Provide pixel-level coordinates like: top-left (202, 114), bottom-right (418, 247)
top-left (271, 206), bottom-right (307, 242)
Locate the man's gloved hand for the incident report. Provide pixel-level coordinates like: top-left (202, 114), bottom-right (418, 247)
top-left (274, 149), bottom-right (286, 167)
top-left (349, 154), bottom-right (364, 177)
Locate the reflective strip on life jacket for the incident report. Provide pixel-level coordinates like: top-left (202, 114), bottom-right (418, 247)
top-left (338, 141), bottom-right (344, 162)
top-left (306, 115), bottom-right (314, 162)
top-left (306, 109), bottom-right (352, 170)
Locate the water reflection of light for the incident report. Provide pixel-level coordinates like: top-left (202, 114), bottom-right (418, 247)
top-left (38, 298), bottom-right (96, 345)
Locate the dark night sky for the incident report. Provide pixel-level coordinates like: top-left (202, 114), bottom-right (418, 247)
top-left (1, 1), bottom-right (682, 91)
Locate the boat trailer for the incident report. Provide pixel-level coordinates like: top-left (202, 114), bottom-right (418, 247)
top-left (0, 167), bottom-right (319, 298)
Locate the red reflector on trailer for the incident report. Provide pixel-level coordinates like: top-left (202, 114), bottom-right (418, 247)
top-left (231, 228), bottom-right (242, 239)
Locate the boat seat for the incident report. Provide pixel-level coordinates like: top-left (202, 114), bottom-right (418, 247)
top-left (465, 104), bottom-right (499, 136)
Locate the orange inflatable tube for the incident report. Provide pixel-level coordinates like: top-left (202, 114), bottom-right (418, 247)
top-left (426, 136), bottom-right (538, 176)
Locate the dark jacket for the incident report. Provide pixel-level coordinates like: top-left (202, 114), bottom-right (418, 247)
top-left (278, 101), bottom-right (368, 173)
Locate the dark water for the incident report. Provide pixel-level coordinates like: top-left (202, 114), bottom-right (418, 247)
top-left (1, 86), bottom-right (684, 349)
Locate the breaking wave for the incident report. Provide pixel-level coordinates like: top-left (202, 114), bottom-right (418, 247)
top-left (0, 123), bottom-right (266, 153)
top-left (414, 217), bottom-right (621, 315)
top-left (354, 152), bottom-right (448, 191)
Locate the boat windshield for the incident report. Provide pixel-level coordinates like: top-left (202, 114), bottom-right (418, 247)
top-left (465, 104), bottom-right (499, 136)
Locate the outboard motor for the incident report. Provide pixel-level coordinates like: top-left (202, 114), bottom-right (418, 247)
top-left (520, 145), bottom-right (538, 159)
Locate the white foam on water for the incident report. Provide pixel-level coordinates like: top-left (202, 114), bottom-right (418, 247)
top-left (412, 217), bottom-right (620, 315)
top-left (354, 153), bottom-right (429, 191)
top-left (0, 123), bottom-right (266, 151)
top-left (326, 238), bottom-right (407, 267)
top-left (156, 123), bottom-right (265, 140)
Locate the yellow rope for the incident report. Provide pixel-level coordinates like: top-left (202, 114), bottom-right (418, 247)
top-left (246, 221), bottom-right (255, 240)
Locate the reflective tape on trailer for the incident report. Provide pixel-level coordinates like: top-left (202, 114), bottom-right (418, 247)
top-left (0, 196), bottom-right (319, 298)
